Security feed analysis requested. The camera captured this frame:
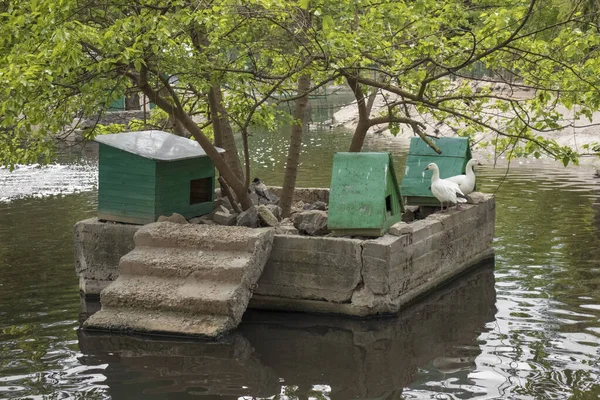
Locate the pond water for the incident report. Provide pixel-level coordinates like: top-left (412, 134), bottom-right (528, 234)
top-left (1, 106), bottom-right (600, 398)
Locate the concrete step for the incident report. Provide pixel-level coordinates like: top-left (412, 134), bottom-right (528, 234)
top-left (120, 246), bottom-right (250, 283)
top-left (83, 222), bottom-right (275, 338)
top-left (83, 307), bottom-right (234, 337)
top-left (100, 276), bottom-right (240, 316)
top-left (134, 222), bottom-right (270, 252)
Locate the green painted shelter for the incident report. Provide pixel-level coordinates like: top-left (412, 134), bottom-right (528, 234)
top-left (95, 130), bottom-right (223, 224)
top-left (328, 152), bottom-right (404, 237)
top-left (401, 137), bottom-right (473, 206)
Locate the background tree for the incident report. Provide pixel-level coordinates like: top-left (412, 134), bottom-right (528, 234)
top-left (2, 0), bottom-right (600, 208)
top-left (311, 0), bottom-right (600, 163)
top-left (0, 0), bottom-right (329, 210)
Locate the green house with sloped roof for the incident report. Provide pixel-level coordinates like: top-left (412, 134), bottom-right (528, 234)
top-left (95, 130), bottom-right (223, 225)
top-left (401, 137), bottom-right (473, 206)
top-left (328, 152), bottom-right (404, 237)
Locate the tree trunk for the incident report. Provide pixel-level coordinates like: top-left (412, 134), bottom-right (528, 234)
top-left (177, 111), bottom-right (254, 210)
top-left (125, 92), bottom-right (140, 110)
top-left (208, 85), bottom-right (245, 182)
top-left (136, 70), bottom-right (254, 210)
top-left (346, 73), bottom-right (370, 152)
top-left (349, 121), bottom-right (369, 152)
top-left (280, 74), bottom-right (311, 218)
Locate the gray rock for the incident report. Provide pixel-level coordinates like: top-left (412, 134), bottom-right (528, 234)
top-left (312, 201), bottom-right (327, 211)
top-left (294, 210), bottom-right (329, 236)
top-left (156, 213), bottom-right (188, 224)
top-left (265, 204), bottom-right (282, 221)
top-left (237, 206), bottom-right (259, 228)
top-left (417, 206), bottom-right (438, 219)
top-left (303, 201), bottom-right (327, 211)
top-left (257, 205), bottom-right (279, 227)
top-left (207, 204), bottom-right (228, 221)
top-left (215, 197), bottom-right (233, 212)
top-left (213, 211), bottom-right (238, 226)
top-left (274, 225), bottom-right (299, 235)
top-left (401, 205), bottom-right (419, 223)
top-left (389, 221), bottom-right (413, 236)
top-left (189, 216), bottom-right (215, 225)
top-left (280, 217), bottom-right (292, 225)
top-left (467, 192), bottom-right (487, 204)
top-left (292, 201), bottom-right (305, 211)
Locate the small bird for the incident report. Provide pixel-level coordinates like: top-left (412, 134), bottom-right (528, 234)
top-left (424, 163), bottom-right (468, 212)
top-left (446, 159), bottom-right (481, 195)
top-left (252, 177), bottom-right (270, 201)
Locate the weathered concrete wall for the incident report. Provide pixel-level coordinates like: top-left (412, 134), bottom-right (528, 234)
top-left (255, 235), bottom-right (363, 302)
top-left (74, 191), bottom-right (495, 317)
top-left (77, 264), bottom-right (496, 398)
top-left (250, 193), bottom-right (495, 316)
top-left (83, 223), bottom-right (275, 337)
top-left (74, 218), bottom-right (141, 296)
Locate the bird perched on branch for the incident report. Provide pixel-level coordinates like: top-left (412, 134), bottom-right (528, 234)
top-left (424, 163), bottom-right (467, 212)
top-left (446, 159), bottom-right (481, 195)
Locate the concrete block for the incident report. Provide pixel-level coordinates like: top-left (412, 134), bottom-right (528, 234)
top-left (256, 235), bottom-right (362, 302)
top-left (389, 222), bottom-right (413, 236)
top-left (74, 218), bottom-right (140, 295)
top-left (409, 218), bottom-right (443, 244)
top-left (134, 222), bottom-right (271, 252)
top-left (84, 224), bottom-right (275, 338)
top-left (361, 235), bottom-right (409, 295)
top-left (157, 213), bottom-right (188, 224)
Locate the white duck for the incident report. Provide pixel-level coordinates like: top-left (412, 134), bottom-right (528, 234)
top-left (424, 163), bottom-right (468, 212)
top-left (445, 159), bottom-right (480, 195)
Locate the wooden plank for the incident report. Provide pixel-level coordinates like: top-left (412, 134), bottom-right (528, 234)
top-left (99, 187), bottom-right (156, 200)
top-left (98, 198), bottom-right (155, 214)
top-left (408, 137), bottom-right (470, 157)
top-left (98, 194), bottom-right (156, 208)
top-left (98, 211), bottom-right (154, 225)
top-left (98, 176), bottom-right (156, 190)
top-left (329, 152), bottom-right (394, 231)
top-left (99, 164), bottom-right (155, 177)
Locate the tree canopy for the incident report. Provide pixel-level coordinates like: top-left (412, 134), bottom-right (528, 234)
top-left (1, 0), bottom-right (599, 184)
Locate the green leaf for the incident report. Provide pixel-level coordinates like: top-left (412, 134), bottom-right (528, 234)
top-left (323, 15), bottom-right (334, 31)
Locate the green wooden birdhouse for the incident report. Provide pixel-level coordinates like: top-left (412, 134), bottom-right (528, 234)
top-left (95, 130), bottom-right (223, 225)
top-left (328, 152), bottom-right (404, 237)
top-left (401, 137), bottom-right (473, 206)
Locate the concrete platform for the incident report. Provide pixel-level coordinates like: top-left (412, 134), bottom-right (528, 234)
top-left (83, 223), bottom-right (274, 337)
top-left (77, 263), bottom-right (496, 398)
top-left (75, 189), bottom-right (495, 319)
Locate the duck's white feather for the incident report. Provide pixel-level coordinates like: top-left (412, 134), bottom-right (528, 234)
top-left (426, 163), bottom-right (467, 205)
top-left (446, 159), bottom-right (478, 194)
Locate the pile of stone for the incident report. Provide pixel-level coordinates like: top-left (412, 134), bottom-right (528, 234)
top-left (181, 182), bottom-right (332, 237)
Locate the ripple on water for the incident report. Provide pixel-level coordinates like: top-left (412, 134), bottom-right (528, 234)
top-left (2, 149), bottom-right (600, 398)
top-left (0, 163), bottom-right (98, 202)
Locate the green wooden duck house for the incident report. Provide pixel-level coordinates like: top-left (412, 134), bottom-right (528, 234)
top-left (95, 130), bottom-right (223, 225)
top-left (401, 137), bottom-right (473, 206)
top-left (328, 152), bottom-right (404, 237)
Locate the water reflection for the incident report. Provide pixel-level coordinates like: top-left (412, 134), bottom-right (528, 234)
top-left (77, 262), bottom-right (496, 399)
